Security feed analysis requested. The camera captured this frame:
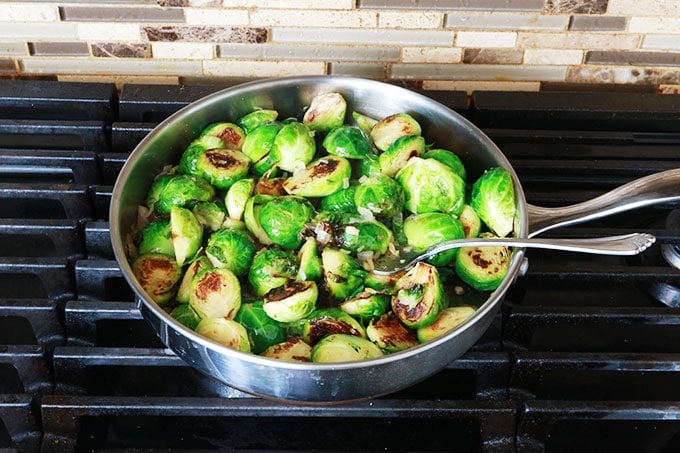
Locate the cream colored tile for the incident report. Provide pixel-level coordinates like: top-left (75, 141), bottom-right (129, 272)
top-left (203, 60), bottom-right (326, 77)
top-left (518, 32), bottom-right (640, 49)
top-left (608, 0), bottom-right (680, 16)
top-left (378, 11), bottom-right (443, 29)
top-left (184, 7), bottom-right (249, 26)
top-left (58, 74), bottom-right (181, 90)
top-left (629, 17), bottom-right (680, 33)
top-left (0, 42), bottom-right (27, 56)
top-left (0, 22), bottom-right (77, 40)
top-left (422, 80), bottom-right (541, 93)
top-left (251, 9), bottom-right (377, 28)
top-left (273, 27), bottom-right (454, 46)
top-left (524, 49), bottom-right (584, 64)
top-left (456, 31), bottom-right (517, 48)
top-left (77, 23), bottom-right (141, 41)
top-left (401, 47), bottom-right (462, 63)
top-left (152, 42), bottom-right (215, 59)
top-left (0, 4), bottom-right (58, 22)
top-left (22, 57), bottom-right (202, 76)
top-left (222, 0), bottom-right (354, 8)
top-left (642, 34), bottom-right (680, 50)
top-left (391, 63), bottom-right (567, 81)
top-left (446, 13), bottom-right (566, 31)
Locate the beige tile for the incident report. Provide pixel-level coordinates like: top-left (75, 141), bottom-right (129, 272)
top-left (401, 47), bottom-right (463, 63)
top-left (456, 31), bottom-right (517, 48)
top-left (608, 0), bottom-right (680, 15)
top-left (58, 74), bottom-right (181, 90)
top-left (422, 79), bottom-right (541, 93)
top-left (524, 49), bottom-right (584, 64)
top-left (0, 58), bottom-right (17, 73)
top-left (218, 43), bottom-right (400, 62)
top-left (0, 42), bottom-right (27, 56)
top-left (21, 57), bottom-right (203, 76)
top-left (184, 7), bottom-right (249, 26)
top-left (203, 60), bottom-right (325, 77)
top-left (273, 27), bottom-right (454, 46)
top-left (222, 0), bottom-right (354, 8)
top-left (152, 42), bottom-right (215, 59)
top-left (0, 22), bottom-right (77, 40)
top-left (378, 11), bottom-right (443, 29)
top-left (642, 35), bottom-right (680, 51)
top-left (445, 13), bottom-right (567, 30)
top-left (77, 23), bottom-right (141, 41)
top-left (390, 63), bottom-right (567, 81)
top-left (250, 9), bottom-right (378, 28)
top-left (0, 4), bottom-right (58, 22)
top-left (518, 32), bottom-right (640, 49)
top-left (658, 84), bottom-right (680, 94)
top-left (629, 17), bottom-right (680, 34)
top-left (566, 65), bottom-right (680, 84)
top-left (328, 62), bottom-right (386, 79)
top-left (359, 0), bottom-right (544, 10)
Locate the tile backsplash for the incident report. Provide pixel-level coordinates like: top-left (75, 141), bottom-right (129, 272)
top-left (2, 0), bottom-right (680, 93)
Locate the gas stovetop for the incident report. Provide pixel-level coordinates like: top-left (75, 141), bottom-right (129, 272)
top-left (1, 79), bottom-right (680, 452)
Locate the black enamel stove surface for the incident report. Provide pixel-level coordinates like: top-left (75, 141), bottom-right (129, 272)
top-left (1, 79), bottom-right (680, 452)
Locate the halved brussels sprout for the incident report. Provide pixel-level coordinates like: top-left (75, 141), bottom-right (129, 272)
top-left (417, 306), bottom-right (476, 343)
top-left (458, 204), bottom-right (482, 238)
top-left (403, 212), bottom-right (465, 266)
top-left (392, 261), bottom-right (447, 329)
top-left (146, 174), bottom-right (215, 216)
top-left (370, 112), bottom-right (421, 152)
top-left (302, 307), bottom-right (366, 346)
top-left (269, 121), bottom-right (316, 172)
top-left (366, 312), bottom-right (420, 353)
top-left (196, 317), bottom-right (250, 352)
top-left (259, 196), bottom-right (315, 250)
top-left (205, 227), bottom-right (256, 276)
top-left (131, 253), bottom-right (182, 306)
top-left (338, 220), bottom-right (393, 255)
top-left (323, 126), bottom-right (373, 159)
top-left (170, 205), bottom-right (203, 266)
top-left (321, 247), bottom-right (366, 300)
top-left (470, 167), bottom-right (516, 238)
top-left (296, 237), bottom-right (322, 281)
top-left (454, 235), bottom-right (511, 291)
top-left (261, 337), bottom-right (312, 362)
top-left (171, 303), bottom-right (201, 330)
top-left (311, 334), bottom-right (383, 363)
top-left (423, 148), bottom-right (466, 180)
top-left (254, 176), bottom-right (287, 196)
top-left (379, 134), bottom-right (425, 178)
top-left (352, 111), bottom-right (378, 135)
top-left (303, 92), bottom-right (347, 132)
top-left (194, 148), bottom-right (250, 190)
top-left (356, 153), bottom-right (381, 179)
top-left (225, 178), bottom-right (255, 221)
top-left (178, 135), bottom-right (225, 177)
top-left (192, 200), bottom-right (226, 232)
top-left (237, 109), bottom-right (278, 133)
top-left (339, 287), bottom-right (390, 320)
top-left (199, 122), bottom-right (246, 150)
top-left (243, 194), bottom-right (275, 245)
top-left (320, 185), bottom-right (357, 214)
top-left (175, 256), bottom-right (211, 303)
top-left (189, 267), bottom-right (241, 319)
top-left (248, 247), bottom-right (298, 297)
top-left (363, 270), bottom-right (404, 293)
top-left (396, 156), bottom-right (465, 215)
top-left (241, 123), bottom-right (283, 164)
top-left (282, 156), bottom-right (352, 197)
top-left (353, 174), bottom-right (404, 219)
top-left (235, 301), bottom-right (286, 354)
top-left (263, 280), bottom-right (318, 323)
top-left (137, 219), bottom-right (174, 257)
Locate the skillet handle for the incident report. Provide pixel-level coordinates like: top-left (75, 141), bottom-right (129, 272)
top-left (526, 167), bottom-right (680, 238)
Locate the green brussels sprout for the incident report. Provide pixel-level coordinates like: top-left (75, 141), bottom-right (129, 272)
top-left (395, 156), bottom-right (465, 216)
top-left (320, 185), bottom-right (357, 214)
top-left (254, 176), bottom-right (287, 196)
top-left (137, 219), bottom-right (174, 257)
top-left (146, 174), bottom-right (215, 216)
top-left (263, 280), bottom-right (318, 323)
top-left (354, 174), bottom-right (404, 219)
top-left (417, 306), bottom-right (476, 343)
top-left (352, 111), bottom-right (378, 135)
top-left (194, 148), bottom-right (250, 190)
top-left (321, 247), bottom-right (366, 300)
top-left (338, 220), bottom-right (393, 255)
top-left (171, 303), bottom-right (201, 330)
top-left (355, 153), bottom-right (381, 179)
top-left (261, 337), bottom-right (312, 362)
top-left (189, 267), bottom-right (241, 319)
top-left (379, 134), bottom-right (425, 178)
top-left (192, 201), bottom-right (226, 232)
top-left (403, 212), bottom-right (466, 266)
top-left (259, 196), bottom-right (315, 250)
top-left (296, 237), bottom-right (322, 281)
top-left (176, 256), bottom-right (212, 303)
top-left (323, 126), bottom-right (373, 159)
top-left (205, 227), bottom-right (256, 276)
top-left (459, 204), bottom-right (482, 238)
top-left (390, 210), bottom-right (408, 246)
top-left (170, 205), bottom-right (203, 266)
top-left (469, 167), bottom-right (516, 238)
top-left (302, 307), bottom-right (366, 346)
top-left (196, 317), bottom-right (251, 352)
top-left (225, 178), bottom-right (255, 221)
top-left (283, 156), bottom-right (352, 198)
top-left (454, 236), bottom-right (511, 291)
top-left (366, 312), bottom-right (420, 353)
top-left (199, 122), bottom-right (246, 150)
top-left (269, 121), bottom-right (316, 172)
top-left (248, 247), bottom-right (298, 297)
top-left (241, 123), bottom-right (282, 163)
top-left (243, 194), bottom-right (275, 245)
top-left (392, 261), bottom-right (448, 329)
top-left (178, 135), bottom-right (225, 177)
top-left (251, 153), bottom-right (279, 178)
top-left (237, 109), bottom-right (279, 133)
top-left (303, 92), bottom-right (347, 132)
top-left (311, 333), bottom-right (383, 363)
top-left (131, 253), bottom-right (182, 306)
top-left (235, 301), bottom-right (286, 354)
top-left (423, 148), bottom-right (466, 180)
top-left (339, 287), bottom-right (390, 320)
top-left (363, 270), bottom-right (404, 294)
top-left (370, 112), bottom-right (421, 152)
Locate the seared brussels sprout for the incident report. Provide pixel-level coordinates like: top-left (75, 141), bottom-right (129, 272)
top-left (320, 185), bottom-right (357, 214)
top-left (321, 248), bottom-right (366, 300)
top-left (178, 135), bottom-right (224, 177)
top-left (370, 112), bottom-right (421, 152)
top-left (170, 205), bottom-right (203, 266)
top-left (283, 156), bottom-right (352, 197)
top-left (248, 247), bottom-right (298, 297)
top-left (259, 196), bottom-right (315, 250)
top-left (352, 111), bottom-right (378, 135)
top-left (423, 148), bottom-right (466, 180)
top-left (366, 313), bottom-right (420, 353)
top-left (363, 270), bottom-right (403, 293)
top-left (417, 305), bottom-right (476, 342)
top-left (131, 253), bottom-right (182, 306)
top-left (270, 121), bottom-right (316, 172)
top-left (205, 227), bottom-right (256, 276)
top-left (261, 337), bottom-right (312, 362)
top-left (235, 301), bottom-right (286, 354)
top-left (200, 122), bottom-right (246, 150)
top-left (339, 287), bottom-right (390, 320)
top-left (303, 92), bottom-right (347, 132)
top-left (225, 178), bottom-right (255, 221)
top-left (241, 123), bottom-right (283, 164)
top-left (146, 174), bottom-right (215, 216)
top-left (338, 220), bottom-right (393, 255)
top-left (175, 256), bottom-right (211, 304)
top-left (379, 134), bottom-right (425, 178)
top-left (302, 307), bottom-right (366, 346)
top-left (470, 167), bottom-right (516, 238)
top-left (171, 303), bottom-right (201, 330)
top-left (194, 148), bottom-right (250, 190)
top-left (454, 235), bottom-right (511, 291)
top-left (459, 204), bottom-right (482, 238)
top-left (263, 280), bottom-right (318, 323)
top-left (396, 156), bottom-right (465, 215)
top-left (254, 176), bottom-right (287, 196)
top-left (311, 334), bottom-right (383, 363)
top-left (243, 194), bottom-right (275, 245)
top-left (296, 237), bottom-right (322, 281)
top-left (137, 219), bottom-right (174, 257)
top-left (196, 317), bottom-right (250, 352)
top-left (323, 126), bottom-right (373, 159)
top-left (353, 174), bottom-right (404, 219)
top-left (189, 267), bottom-right (241, 319)
top-left (403, 213), bottom-right (465, 266)
top-left (237, 109), bottom-right (278, 133)
top-left (392, 262), bottom-right (447, 329)
top-left (192, 200), bottom-right (226, 232)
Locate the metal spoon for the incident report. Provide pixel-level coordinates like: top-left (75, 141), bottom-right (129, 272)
top-left (371, 232), bottom-right (656, 275)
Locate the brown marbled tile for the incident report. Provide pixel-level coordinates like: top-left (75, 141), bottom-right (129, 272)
top-left (0, 59), bottom-right (17, 73)
top-left (144, 26), bottom-right (267, 43)
top-left (567, 65), bottom-right (680, 85)
top-left (358, 0), bottom-right (544, 11)
top-left (569, 16), bottom-right (627, 31)
top-left (463, 48), bottom-right (523, 64)
top-left (586, 51), bottom-right (680, 67)
top-left (544, 0), bottom-right (607, 14)
top-left (59, 5), bottom-right (184, 22)
top-left (28, 42), bottom-right (90, 56)
top-left (92, 43), bottom-right (151, 58)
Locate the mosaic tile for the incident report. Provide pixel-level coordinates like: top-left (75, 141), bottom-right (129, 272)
top-left (378, 11), bottom-right (443, 29)
top-left (0, 23), bottom-right (77, 40)
top-left (401, 47), bottom-right (462, 63)
top-left (250, 9), bottom-right (377, 28)
top-left (642, 35), bottom-right (680, 51)
top-left (358, 0), bottom-right (544, 11)
top-left (0, 4), bottom-right (58, 21)
top-left (184, 8), bottom-right (249, 25)
top-left (77, 23), bottom-right (141, 41)
top-left (567, 66), bottom-right (680, 85)
top-left (92, 43), bottom-right (151, 58)
top-left (524, 49), bottom-right (584, 64)
top-left (518, 32), bottom-right (639, 50)
top-left (29, 42), bottom-right (90, 56)
top-left (226, 0), bottom-right (354, 8)
top-left (0, 59), bottom-right (16, 73)
top-left (0, 42), bottom-right (27, 56)
top-left (217, 43), bottom-right (400, 62)
top-left (202, 60), bottom-right (325, 77)
top-left (152, 42), bottom-right (214, 59)
top-left (422, 80), bottom-right (541, 93)
top-left (144, 26), bottom-right (267, 43)
top-left (273, 27), bottom-right (454, 46)
top-left (608, 0), bottom-right (680, 16)
top-left (586, 50), bottom-right (680, 67)
top-left (569, 16), bottom-right (627, 31)
top-left (58, 74), bottom-right (181, 89)
top-left (21, 57), bottom-right (203, 76)
top-left (463, 48), bottom-right (523, 64)
top-left (390, 63), bottom-right (567, 81)
top-left (329, 62), bottom-right (387, 79)
top-left (60, 6), bottom-right (184, 22)
top-left (629, 17), bottom-right (680, 33)
top-left (456, 31), bottom-right (517, 48)
top-left (544, 0), bottom-right (607, 14)
top-left (445, 13), bottom-right (566, 30)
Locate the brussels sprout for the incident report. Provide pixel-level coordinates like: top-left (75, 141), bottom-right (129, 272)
top-left (170, 205), bottom-right (203, 266)
top-left (251, 154), bottom-right (279, 177)
top-left (302, 307), bottom-right (366, 346)
top-left (196, 317), bottom-right (250, 352)
top-left (237, 109), bottom-right (278, 133)
top-left (131, 253), bottom-right (182, 306)
top-left (323, 126), bottom-right (373, 159)
top-left (297, 237), bottom-right (322, 281)
top-left (137, 219), bottom-right (174, 257)
top-left (320, 185), bottom-right (357, 214)
top-left (356, 153), bottom-right (381, 179)
top-left (205, 227), bottom-right (256, 276)
top-left (189, 267), bottom-right (241, 319)
top-left (254, 176), bottom-right (287, 196)
top-left (454, 236), bottom-right (511, 291)
top-left (243, 194), bottom-right (275, 245)
top-left (396, 156), bottom-right (465, 215)
top-left (403, 213), bottom-right (465, 266)
top-left (338, 220), bottom-right (393, 255)
top-left (263, 280), bottom-right (318, 323)
top-left (259, 196), bottom-right (315, 250)
top-left (311, 334), bottom-right (383, 363)
top-left (241, 123), bottom-right (282, 164)
top-left (303, 92), bottom-right (347, 132)
top-left (416, 306), bottom-right (476, 343)
top-left (225, 178), bottom-right (255, 221)
top-left (459, 204), bottom-right (482, 238)
top-left (379, 134), bottom-right (425, 178)
top-left (248, 247), bottom-right (298, 297)
top-left (390, 210), bottom-right (408, 246)
top-left (354, 174), bottom-right (404, 219)
top-left (269, 121), bottom-right (316, 172)
top-left (178, 135), bottom-right (225, 177)
top-left (283, 156), bottom-right (352, 198)
top-left (171, 303), bottom-right (201, 330)
top-left (199, 122), bottom-right (246, 150)
top-left (352, 111), bottom-right (378, 135)
top-left (175, 256), bottom-right (211, 304)
top-left (146, 174), bottom-right (215, 216)
top-left (423, 148), bottom-right (466, 180)
top-left (192, 201), bottom-right (226, 232)
top-left (235, 301), bottom-right (286, 354)
top-left (261, 337), bottom-right (312, 362)
top-left (339, 287), bottom-right (390, 320)
top-left (194, 148), bottom-right (250, 190)
top-left (363, 270), bottom-right (403, 293)
top-left (370, 112), bottom-right (421, 152)
top-left (470, 167), bottom-right (516, 238)
top-left (321, 248), bottom-right (366, 300)
top-left (392, 262), bottom-right (447, 329)
top-left (366, 313), bottom-right (420, 353)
